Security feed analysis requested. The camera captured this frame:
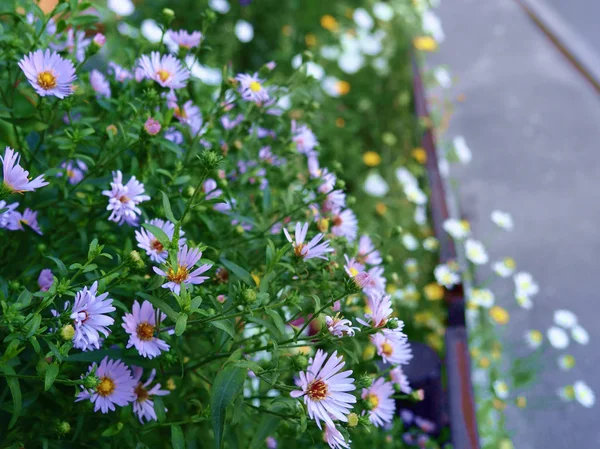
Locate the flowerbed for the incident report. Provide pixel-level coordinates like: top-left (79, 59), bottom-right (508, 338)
top-left (0, 1), bottom-right (594, 449)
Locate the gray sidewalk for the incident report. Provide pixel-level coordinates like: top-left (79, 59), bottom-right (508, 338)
top-left (429, 0), bottom-right (600, 447)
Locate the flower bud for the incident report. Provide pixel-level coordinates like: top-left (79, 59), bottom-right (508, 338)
top-left (60, 324), bottom-right (75, 341)
top-left (301, 50), bottom-right (314, 62)
top-left (347, 413), bottom-right (359, 427)
top-left (92, 33), bottom-right (106, 48)
top-left (106, 124), bottom-right (118, 137)
top-left (82, 372), bottom-right (100, 390)
top-left (362, 345), bottom-right (375, 361)
top-left (356, 374), bottom-right (373, 389)
top-left (291, 354), bottom-right (309, 371)
top-left (125, 250), bottom-right (146, 271)
top-left (241, 288), bottom-right (257, 304)
top-left (358, 414), bottom-right (373, 427)
top-left (334, 179), bottom-right (346, 190)
top-left (144, 117), bottom-right (161, 136)
top-left (56, 420), bottom-right (71, 435)
top-left (217, 294), bottom-right (227, 304)
top-left (199, 150), bottom-right (223, 171)
top-left (387, 318), bottom-right (399, 330)
top-left (162, 8), bottom-right (175, 26)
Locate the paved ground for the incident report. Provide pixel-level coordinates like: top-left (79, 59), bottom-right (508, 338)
top-left (429, 0), bottom-right (600, 447)
top-left (545, 0), bottom-right (600, 50)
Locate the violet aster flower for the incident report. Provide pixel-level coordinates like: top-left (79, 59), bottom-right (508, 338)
top-left (90, 69), bottom-right (111, 98)
top-left (284, 222), bottom-right (333, 261)
top-left (58, 159), bottom-right (87, 185)
top-left (324, 424), bottom-right (350, 449)
top-left (357, 235), bottom-right (382, 266)
top-left (138, 52), bottom-right (190, 89)
top-left (265, 436), bottom-right (277, 449)
top-left (364, 266), bottom-right (386, 296)
top-left (108, 62), bottom-right (133, 82)
top-left (0, 200), bottom-right (18, 228)
top-left (7, 208), bottom-right (42, 235)
top-left (2, 147), bottom-right (48, 194)
top-left (135, 218), bottom-right (185, 263)
top-left (132, 367), bottom-right (169, 423)
top-left (70, 281), bottom-right (115, 351)
top-left (390, 366), bottom-right (412, 394)
top-left (343, 255), bottom-right (365, 277)
top-left (331, 209), bottom-right (358, 242)
top-left (144, 117), bottom-right (161, 135)
top-left (168, 29), bottom-right (203, 49)
top-left (38, 269), bottom-right (54, 292)
top-left (221, 113), bottom-right (244, 130)
top-left (92, 33), bottom-right (106, 48)
top-left (166, 92), bottom-right (203, 135)
top-left (76, 357), bottom-right (136, 413)
top-left (19, 49), bottom-right (76, 98)
top-left (122, 300), bottom-right (170, 359)
top-left (236, 72), bottom-right (269, 103)
top-left (370, 330), bottom-right (412, 366)
top-left (165, 127), bottom-right (184, 145)
top-left (153, 244), bottom-right (212, 294)
top-left (203, 178), bottom-right (232, 213)
top-left (102, 170), bottom-right (150, 226)
top-left (358, 292), bottom-right (393, 328)
top-left (292, 121), bottom-right (319, 155)
top-left (362, 377), bottom-right (395, 427)
top-left (290, 349), bottom-right (356, 429)
top-left (326, 314), bottom-right (358, 338)
top-left (52, 28), bottom-right (90, 62)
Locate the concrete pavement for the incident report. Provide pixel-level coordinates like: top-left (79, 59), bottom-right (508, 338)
top-left (429, 0), bottom-right (600, 447)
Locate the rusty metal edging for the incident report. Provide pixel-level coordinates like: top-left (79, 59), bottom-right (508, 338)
top-left (411, 57), bottom-right (481, 449)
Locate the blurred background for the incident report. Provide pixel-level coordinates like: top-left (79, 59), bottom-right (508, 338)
top-left (429, 0), bottom-right (600, 447)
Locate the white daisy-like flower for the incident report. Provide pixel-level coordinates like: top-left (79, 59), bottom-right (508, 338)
top-left (373, 2), bottom-right (394, 21)
top-left (404, 183), bottom-right (427, 205)
top-left (235, 20), bottom-right (254, 43)
top-left (524, 330), bottom-right (543, 349)
top-left (108, 0), bottom-right (134, 16)
top-left (515, 294), bottom-right (533, 310)
top-left (465, 239), bottom-right (488, 265)
top-left (557, 354), bottom-right (576, 371)
top-left (571, 325), bottom-right (589, 345)
top-left (514, 272), bottom-right (539, 297)
top-left (469, 288), bottom-right (495, 308)
top-left (443, 218), bottom-right (470, 239)
top-left (138, 52), bottom-right (190, 89)
top-left (452, 136), bottom-right (471, 164)
top-left (493, 380), bottom-right (509, 399)
top-left (353, 8), bottom-right (374, 30)
top-left (493, 258), bottom-right (516, 277)
top-left (208, 0), bottom-right (230, 13)
top-left (363, 172), bottom-right (389, 197)
top-left (325, 314), bottom-right (358, 338)
top-left (395, 167), bottom-right (418, 187)
top-left (422, 10), bottom-right (445, 43)
top-left (574, 381), bottom-right (595, 408)
top-left (338, 51), bottom-right (364, 74)
top-left (402, 233), bottom-right (419, 251)
top-left (434, 67), bottom-right (451, 88)
top-left (547, 326), bottom-right (569, 349)
top-left (554, 309), bottom-right (577, 328)
top-left (434, 264), bottom-right (459, 288)
top-left (423, 236), bottom-right (439, 251)
top-left (491, 210), bottom-right (513, 231)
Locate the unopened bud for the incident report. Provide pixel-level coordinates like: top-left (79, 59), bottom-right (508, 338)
top-left (242, 288), bottom-right (257, 304)
top-left (347, 413), bottom-right (359, 427)
top-left (60, 324), bottom-right (75, 341)
top-left (357, 374), bottom-right (373, 389)
top-left (162, 8), bottom-right (175, 25)
top-left (56, 421), bottom-right (71, 435)
top-left (82, 373), bottom-right (100, 390)
top-left (92, 33), bottom-right (106, 48)
top-left (126, 250), bottom-right (146, 271)
top-left (106, 124), bottom-right (117, 137)
top-left (144, 117), bottom-right (161, 136)
top-left (291, 354), bottom-right (309, 371)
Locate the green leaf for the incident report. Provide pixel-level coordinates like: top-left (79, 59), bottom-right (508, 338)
top-left (171, 424), bottom-right (185, 449)
top-left (220, 258), bottom-right (253, 286)
top-left (141, 223), bottom-right (170, 248)
top-left (209, 319), bottom-right (235, 339)
top-left (2, 366), bottom-right (22, 428)
top-left (210, 366), bottom-right (247, 449)
top-left (136, 293), bottom-right (178, 322)
top-left (175, 313), bottom-right (188, 336)
top-left (17, 288), bottom-right (32, 307)
top-left (162, 191), bottom-right (177, 223)
top-left (249, 414), bottom-right (280, 449)
top-left (265, 309), bottom-right (286, 335)
top-left (46, 256), bottom-right (68, 277)
top-left (25, 313), bottom-right (42, 338)
top-left (44, 363), bottom-right (60, 391)
top-left (153, 396), bottom-right (167, 422)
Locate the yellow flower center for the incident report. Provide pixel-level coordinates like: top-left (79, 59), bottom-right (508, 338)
top-left (37, 71), bottom-right (57, 90)
top-left (97, 377), bottom-right (116, 397)
top-left (504, 258), bottom-right (516, 269)
top-left (167, 265), bottom-right (189, 284)
top-left (136, 322), bottom-right (155, 341)
top-left (381, 342), bottom-right (393, 357)
top-left (294, 243), bottom-right (305, 257)
top-left (335, 80), bottom-right (351, 96)
top-left (349, 267), bottom-right (358, 277)
top-left (157, 69), bottom-right (171, 83)
top-left (19, 218), bottom-right (29, 227)
top-left (249, 81), bottom-right (261, 92)
top-left (174, 106), bottom-right (187, 119)
top-left (367, 393), bottom-right (379, 409)
top-left (135, 383), bottom-right (149, 402)
top-left (307, 379), bottom-right (328, 401)
top-left (489, 306), bottom-right (510, 325)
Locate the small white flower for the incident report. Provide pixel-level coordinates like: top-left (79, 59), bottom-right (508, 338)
top-left (414, 206), bottom-right (426, 225)
top-left (553, 310), bottom-right (577, 329)
top-left (338, 51), bottom-right (365, 74)
top-left (515, 294), bottom-right (533, 310)
top-left (404, 184), bottom-right (427, 205)
top-left (423, 237), bottom-right (438, 252)
top-left (395, 167), bottom-right (418, 187)
top-left (465, 239), bottom-right (488, 265)
top-left (373, 2), bottom-right (394, 21)
top-left (141, 19), bottom-right (163, 43)
top-left (514, 272), bottom-right (539, 297)
top-left (209, 0), bottom-right (230, 13)
top-left (557, 354), bottom-right (576, 371)
top-left (434, 264), bottom-right (459, 288)
top-left (108, 0), bottom-right (134, 16)
top-left (443, 218), bottom-right (470, 239)
top-left (574, 381), bottom-right (595, 408)
top-left (353, 8), bottom-right (374, 30)
top-left (524, 330), bottom-right (543, 349)
top-left (402, 234), bottom-right (418, 251)
top-left (422, 10), bottom-right (445, 43)
top-left (452, 136), bottom-right (472, 164)
top-left (470, 289), bottom-right (495, 308)
top-left (235, 20), bottom-right (254, 43)
top-left (493, 258), bottom-right (516, 277)
top-left (320, 46), bottom-right (340, 60)
top-left (434, 67), bottom-right (451, 88)
top-left (364, 172), bottom-right (389, 197)
top-left (491, 210), bottom-right (513, 231)
top-left (547, 326), bottom-right (569, 349)
top-left (493, 380), bottom-right (509, 399)
top-left (571, 325), bottom-right (589, 345)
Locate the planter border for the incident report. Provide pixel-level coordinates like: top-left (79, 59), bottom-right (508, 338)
top-left (411, 58), bottom-right (481, 449)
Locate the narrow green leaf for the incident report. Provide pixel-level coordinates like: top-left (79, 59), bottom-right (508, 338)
top-left (25, 313), bottom-right (42, 338)
top-left (211, 366), bottom-right (247, 449)
top-left (2, 367), bottom-right (22, 428)
top-left (141, 223), bottom-right (170, 248)
top-left (264, 310), bottom-right (286, 336)
top-left (220, 258), bottom-right (253, 286)
top-left (162, 191), bottom-right (177, 223)
top-left (209, 319), bottom-right (235, 339)
top-left (250, 414), bottom-right (280, 449)
top-left (175, 313), bottom-right (188, 336)
top-left (171, 424), bottom-right (185, 449)
top-left (46, 256), bottom-right (68, 276)
top-left (136, 293), bottom-right (178, 322)
top-left (44, 363), bottom-right (59, 391)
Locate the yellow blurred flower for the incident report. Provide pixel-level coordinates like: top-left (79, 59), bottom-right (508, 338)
top-left (424, 283), bottom-right (444, 301)
top-left (347, 413), bottom-right (359, 427)
top-left (282, 25), bottom-right (293, 36)
top-left (491, 349), bottom-right (502, 360)
top-left (470, 347), bottom-right (480, 358)
top-left (504, 257), bottom-right (516, 269)
top-left (413, 36), bottom-right (438, 52)
top-left (320, 15), bottom-right (339, 32)
top-left (516, 396), bottom-right (527, 408)
top-left (489, 306), bottom-right (510, 325)
top-left (411, 147), bottom-right (427, 164)
top-left (492, 399), bottom-right (506, 410)
top-left (363, 151), bottom-right (382, 167)
top-left (251, 273), bottom-right (261, 287)
top-left (335, 117), bottom-right (345, 128)
top-left (478, 357), bottom-right (490, 368)
top-left (335, 80), bottom-right (351, 95)
top-left (499, 439), bottom-right (514, 449)
top-left (375, 202), bottom-right (387, 216)
top-left (166, 378), bottom-right (176, 390)
top-left (363, 345), bottom-right (375, 360)
top-left (305, 33), bottom-right (317, 47)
